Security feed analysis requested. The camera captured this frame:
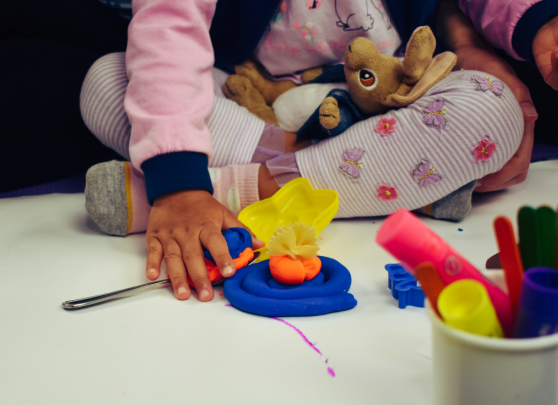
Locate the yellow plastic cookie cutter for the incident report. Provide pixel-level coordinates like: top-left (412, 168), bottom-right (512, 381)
top-left (238, 178), bottom-right (339, 261)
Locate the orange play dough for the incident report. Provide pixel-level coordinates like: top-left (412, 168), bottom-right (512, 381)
top-left (187, 247), bottom-right (254, 287)
top-left (269, 255), bottom-right (322, 285)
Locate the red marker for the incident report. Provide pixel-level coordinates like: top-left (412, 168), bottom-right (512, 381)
top-left (493, 216), bottom-right (524, 321)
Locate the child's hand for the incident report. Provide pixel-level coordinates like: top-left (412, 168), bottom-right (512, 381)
top-left (145, 190), bottom-right (265, 301)
top-left (533, 15), bottom-right (558, 90)
top-left (454, 45), bottom-right (537, 192)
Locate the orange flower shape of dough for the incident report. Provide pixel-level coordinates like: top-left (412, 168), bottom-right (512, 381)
top-left (269, 255), bottom-right (322, 285)
top-left (187, 247), bottom-right (254, 287)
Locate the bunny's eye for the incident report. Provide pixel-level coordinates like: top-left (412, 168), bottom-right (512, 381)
top-left (358, 69), bottom-right (377, 90)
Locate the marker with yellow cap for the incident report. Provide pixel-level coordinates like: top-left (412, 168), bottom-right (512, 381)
top-left (437, 279), bottom-right (504, 338)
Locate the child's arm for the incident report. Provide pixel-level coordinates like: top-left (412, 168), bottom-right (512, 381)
top-left (456, 0), bottom-right (551, 61)
top-left (435, 0), bottom-right (537, 193)
top-left (457, 0), bottom-right (558, 89)
top-left (125, 0), bottom-right (264, 301)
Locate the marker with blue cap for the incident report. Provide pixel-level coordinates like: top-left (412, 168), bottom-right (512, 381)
top-left (514, 267), bottom-right (558, 338)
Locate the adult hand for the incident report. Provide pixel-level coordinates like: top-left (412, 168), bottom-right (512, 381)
top-left (533, 15), bottom-right (558, 90)
top-left (453, 45), bottom-right (537, 192)
top-left (145, 190), bottom-right (265, 301)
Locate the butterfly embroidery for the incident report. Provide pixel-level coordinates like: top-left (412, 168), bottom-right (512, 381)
top-left (339, 148), bottom-right (364, 181)
top-left (423, 98), bottom-right (447, 129)
top-left (473, 75), bottom-right (504, 96)
top-left (412, 159), bottom-right (442, 186)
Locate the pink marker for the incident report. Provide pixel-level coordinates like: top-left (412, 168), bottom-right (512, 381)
top-left (376, 209), bottom-right (513, 337)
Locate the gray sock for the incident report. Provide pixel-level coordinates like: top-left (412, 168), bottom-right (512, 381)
top-left (85, 161), bottom-right (129, 236)
top-left (416, 180), bottom-right (477, 222)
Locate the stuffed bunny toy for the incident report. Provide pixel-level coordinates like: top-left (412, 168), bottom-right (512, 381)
top-left (223, 26), bottom-right (456, 141)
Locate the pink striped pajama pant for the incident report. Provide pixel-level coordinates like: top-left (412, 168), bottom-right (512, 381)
top-left (80, 52), bottom-right (523, 218)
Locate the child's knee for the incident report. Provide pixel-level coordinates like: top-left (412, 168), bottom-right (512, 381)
top-left (430, 71), bottom-right (523, 168)
top-left (80, 52), bottom-right (127, 133)
top-left (80, 52), bottom-right (130, 158)
top-left (294, 71), bottom-right (524, 218)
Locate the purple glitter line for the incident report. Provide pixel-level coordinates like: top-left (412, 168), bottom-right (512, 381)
top-left (225, 305), bottom-right (335, 377)
top-left (270, 317), bottom-right (323, 356)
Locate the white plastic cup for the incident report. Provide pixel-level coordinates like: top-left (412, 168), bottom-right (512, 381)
top-left (428, 303), bottom-right (558, 405)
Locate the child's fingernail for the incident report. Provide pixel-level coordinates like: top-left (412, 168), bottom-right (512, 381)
top-left (255, 237), bottom-right (264, 245)
top-left (147, 269), bottom-right (157, 278)
top-left (199, 289), bottom-right (211, 301)
top-left (222, 264), bottom-right (235, 276)
top-left (177, 286), bottom-right (188, 297)
top-left (475, 181), bottom-right (483, 189)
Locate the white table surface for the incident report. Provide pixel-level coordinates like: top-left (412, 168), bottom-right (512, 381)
top-left (1, 161), bottom-right (557, 405)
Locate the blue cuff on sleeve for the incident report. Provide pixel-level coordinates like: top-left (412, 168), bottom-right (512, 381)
top-left (513, 1), bottom-right (558, 64)
top-left (141, 152), bottom-right (214, 205)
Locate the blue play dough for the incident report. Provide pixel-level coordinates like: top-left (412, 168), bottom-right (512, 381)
top-left (224, 256), bottom-right (358, 317)
top-left (203, 228), bottom-right (252, 262)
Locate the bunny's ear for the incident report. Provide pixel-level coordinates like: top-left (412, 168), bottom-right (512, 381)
top-left (401, 26), bottom-right (436, 86)
top-left (382, 52), bottom-right (457, 108)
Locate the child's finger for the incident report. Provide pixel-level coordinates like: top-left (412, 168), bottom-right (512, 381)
top-left (199, 226), bottom-right (236, 278)
top-left (178, 235), bottom-right (214, 302)
top-left (146, 236), bottom-right (163, 280)
top-left (162, 238), bottom-right (191, 300)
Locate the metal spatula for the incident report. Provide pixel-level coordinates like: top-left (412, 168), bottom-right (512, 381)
top-left (62, 251), bottom-right (260, 310)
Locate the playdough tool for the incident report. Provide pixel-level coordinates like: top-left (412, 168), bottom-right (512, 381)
top-left (485, 251), bottom-right (502, 269)
top-left (376, 208), bottom-right (514, 337)
top-left (515, 267), bottom-right (558, 338)
top-left (384, 264), bottom-right (425, 309)
top-left (238, 178), bottom-right (338, 261)
top-left (493, 216), bottom-right (524, 320)
top-left (518, 206), bottom-right (538, 270)
top-left (63, 228), bottom-right (257, 310)
top-left (536, 206), bottom-right (557, 268)
top-left (414, 262), bottom-right (445, 317)
top-left (62, 251), bottom-right (260, 310)
top-left (438, 279), bottom-right (504, 338)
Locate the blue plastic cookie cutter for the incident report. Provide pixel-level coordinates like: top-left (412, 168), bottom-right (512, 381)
top-left (385, 264), bottom-right (425, 309)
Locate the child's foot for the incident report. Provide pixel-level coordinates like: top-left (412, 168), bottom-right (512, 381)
top-left (284, 130), bottom-right (311, 153)
top-left (86, 161), bottom-right (261, 236)
top-left (85, 161), bottom-right (145, 236)
top-left (415, 180), bottom-right (477, 221)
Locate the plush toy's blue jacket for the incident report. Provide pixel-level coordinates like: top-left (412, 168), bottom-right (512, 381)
top-left (296, 89), bottom-right (365, 141)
